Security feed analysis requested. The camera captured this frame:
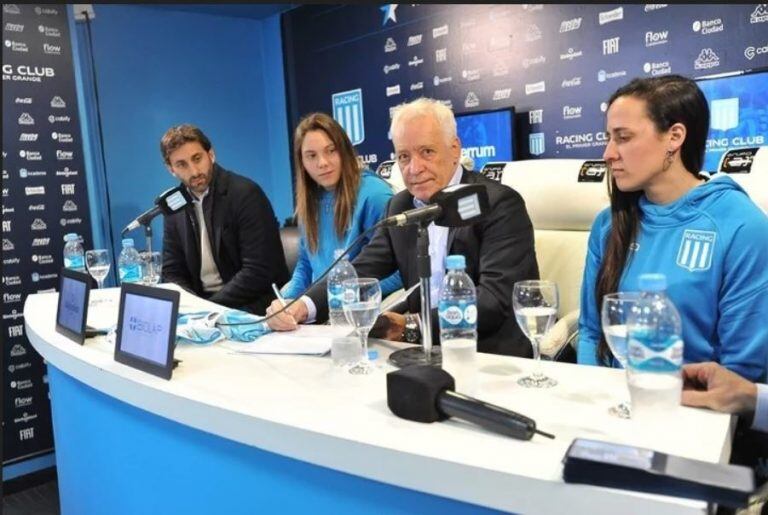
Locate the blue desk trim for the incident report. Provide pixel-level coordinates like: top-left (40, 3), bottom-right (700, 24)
top-left (48, 365), bottom-right (503, 514)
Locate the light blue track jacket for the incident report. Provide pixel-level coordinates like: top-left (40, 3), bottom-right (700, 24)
top-left (281, 171), bottom-right (403, 299)
top-left (578, 174), bottom-right (768, 382)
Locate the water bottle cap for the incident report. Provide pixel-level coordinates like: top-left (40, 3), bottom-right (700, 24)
top-left (333, 249), bottom-right (344, 260)
top-left (367, 349), bottom-right (379, 361)
top-left (122, 238), bottom-right (135, 247)
top-left (64, 233), bottom-right (78, 241)
top-left (445, 254), bottom-right (466, 270)
top-left (639, 273), bottom-right (667, 292)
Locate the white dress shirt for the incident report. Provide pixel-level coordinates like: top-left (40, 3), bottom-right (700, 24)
top-left (304, 164), bottom-right (464, 322)
top-left (753, 383), bottom-right (768, 433)
top-left (412, 163), bottom-right (463, 303)
top-left (192, 189), bottom-right (224, 294)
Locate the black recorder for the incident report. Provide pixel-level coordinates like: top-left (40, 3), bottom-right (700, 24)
top-left (563, 438), bottom-right (755, 509)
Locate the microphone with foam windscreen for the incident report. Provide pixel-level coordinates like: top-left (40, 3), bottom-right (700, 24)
top-left (387, 365), bottom-right (554, 441)
top-left (122, 185), bottom-right (194, 235)
top-left (380, 183), bottom-right (489, 228)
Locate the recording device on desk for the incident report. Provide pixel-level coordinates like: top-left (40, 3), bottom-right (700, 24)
top-left (563, 438), bottom-right (755, 509)
top-left (387, 365), bottom-right (554, 441)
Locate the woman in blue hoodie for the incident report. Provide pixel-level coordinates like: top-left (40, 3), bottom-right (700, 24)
top-left (274, 113), bottom-right (402, 305)
top-left (578, 75), bottom-right (768, 382)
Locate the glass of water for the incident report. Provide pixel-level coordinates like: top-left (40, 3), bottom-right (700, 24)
top-left (140, 251), bottom-right (162, 286)
top-left (85, 249), bottom-right (111, 289)
top-left (513, 280), bottom-right (559, 388)
top-left (601, 292), bottom-right (640, 419)
top-left (342, 278), bottom-right (381, 375)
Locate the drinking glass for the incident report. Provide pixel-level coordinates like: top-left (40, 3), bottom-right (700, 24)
top-left (140, 251), bottom-right (162, 286)
top-left (342, 278), bottom-right (381, 375)
top-left (85, 249), bottom-right (110, 289)
top-left (601, 292), bottom-right (641, 419)
top-left (513, 280), bottom-right (559, 388)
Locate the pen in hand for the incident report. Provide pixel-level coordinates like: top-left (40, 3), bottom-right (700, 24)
top-left (272, 283), bottom-right (288, 308)
top-left (271, 283), bottom-right (297, 326)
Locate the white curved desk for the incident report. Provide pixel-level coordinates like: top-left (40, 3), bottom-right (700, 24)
top-left (26, 286), bottom-right (733, 514)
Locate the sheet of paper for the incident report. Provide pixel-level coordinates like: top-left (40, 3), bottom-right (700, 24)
top-left (86, 294), bottom-right (120, 331)
top-left (381, 282), bottom-right (420, 312)
top-left (222, 324), bottom-right (354, 356)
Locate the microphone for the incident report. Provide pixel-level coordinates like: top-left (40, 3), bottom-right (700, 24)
top-left (386, 365), bottom-right (555, 441)
top-left (122, 185), bottom-right (194, 235)
top-left (380, 183), bottom-right (489, 228)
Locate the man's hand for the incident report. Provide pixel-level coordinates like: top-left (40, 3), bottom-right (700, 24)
top-left (681, 362), bottom-right (758, 415)
top-left (265, 298), bottom-right (308, 331)
top-left (369, 312), bottom-right (406, 341)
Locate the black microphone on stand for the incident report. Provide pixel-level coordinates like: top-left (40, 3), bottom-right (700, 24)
top-left (379, 183), bottom-right (490, 228)
top-left (386, 183), bottom-right (490, 368)
top-left (122, 186), bottom-right (194, 236)
top-left (387, 365), bottom-right (555, 441)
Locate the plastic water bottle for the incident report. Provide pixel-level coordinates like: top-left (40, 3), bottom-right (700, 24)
top-left (327, 249), bottom-right (358, 327)
top-left (438, 255), bottom-right (478, 395)
top-left (63, 233), bottom-right (85, 272)
top-left (328, 249), bottom-right (360, 367)
top-left (118, 238), bottom-right (143, 284)
top-left (626, 273), bottom-right (684, 423)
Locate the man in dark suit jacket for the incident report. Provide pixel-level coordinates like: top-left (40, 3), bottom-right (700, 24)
top-left (160, 124), bottom-right (289, 314)
top-left (266, 99), bottom-right (539, 356)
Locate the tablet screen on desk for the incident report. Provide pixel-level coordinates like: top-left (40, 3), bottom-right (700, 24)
top-left (56, 268), bottom-right (91, 344)
top-left (114, 283), bottom-right (179, 380)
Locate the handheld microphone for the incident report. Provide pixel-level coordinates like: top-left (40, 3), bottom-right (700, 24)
top-left (380, 183), bottom-right (489, 228)
top-left (387, 365), bottom-right (554, 441)
top-left (122, 186), bottom-right (194, 235)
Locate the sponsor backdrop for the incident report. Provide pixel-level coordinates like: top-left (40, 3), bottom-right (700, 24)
top-left (282, 4), bottom-right (768, 169)
top-left (2, 4), bottom-right (93, 466)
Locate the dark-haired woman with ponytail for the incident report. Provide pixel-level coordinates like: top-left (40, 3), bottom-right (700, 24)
top-left (577, 75), bottom-right (768, 382)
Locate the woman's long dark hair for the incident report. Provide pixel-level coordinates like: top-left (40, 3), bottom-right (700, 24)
top-left (595, 75), bottom-right (709, 365)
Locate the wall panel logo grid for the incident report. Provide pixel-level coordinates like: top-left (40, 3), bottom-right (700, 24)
top-left (284, 4), bottom-right (767, 165)
top-left (2, 3), bottom-right (93, 465)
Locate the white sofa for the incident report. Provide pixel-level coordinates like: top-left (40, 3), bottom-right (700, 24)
top-left (717, 146), bottom-right (768, 212)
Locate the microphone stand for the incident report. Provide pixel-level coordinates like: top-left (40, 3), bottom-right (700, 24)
top-left (142, 222), bottom-right (154, 281)
top-left (388, 221), bottom-right (442, 368)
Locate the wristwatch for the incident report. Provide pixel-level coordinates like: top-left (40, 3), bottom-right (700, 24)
top-left (403, 313), bottom-right (421, 344)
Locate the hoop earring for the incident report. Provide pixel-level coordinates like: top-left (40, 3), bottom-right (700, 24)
top-left (662, 149), bottom-right (674, 172)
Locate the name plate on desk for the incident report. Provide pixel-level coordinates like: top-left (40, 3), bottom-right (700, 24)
top-left (563, 438), bottom-right (755, 509)
top-left (114, 283), bottom-right (180, 380)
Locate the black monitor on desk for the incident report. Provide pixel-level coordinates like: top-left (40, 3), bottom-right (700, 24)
top-left (56, 268), bottom-right (92, 345)
top-left (114, 283), bottom-right (180, 380)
